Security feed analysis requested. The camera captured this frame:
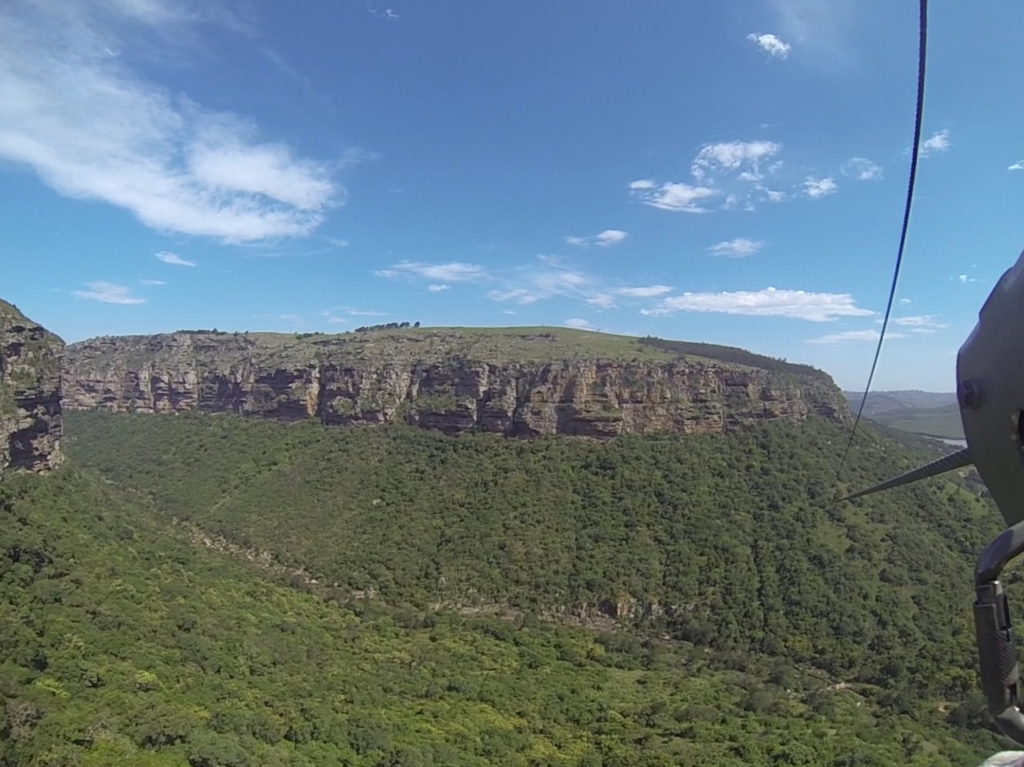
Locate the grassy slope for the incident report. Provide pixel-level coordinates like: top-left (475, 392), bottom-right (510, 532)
top-left (0, 466), bottom-right (1004, 766)
top-left (68, 327), bottom-right (826, 380)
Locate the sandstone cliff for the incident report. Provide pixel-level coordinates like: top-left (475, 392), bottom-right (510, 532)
top-left (1, 300), bottom-right (63, 474)
top-left (62, 328), bottom-right (847, 436)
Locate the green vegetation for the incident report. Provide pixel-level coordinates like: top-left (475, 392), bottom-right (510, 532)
top-left (637, 337), bottom-right (829, 380)
top-left (0, 458), bottom-right (1009, 766)
top-left (67, 411), bottom-right (1001, 697)
top-left (844, 391), bottom-right (963, 440)
top-left (67, 326), bottom-right (833, 376)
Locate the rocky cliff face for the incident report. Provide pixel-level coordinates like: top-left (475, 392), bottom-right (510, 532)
top-left (1, 300), bottom-right (63, 475)
top-left (62, 329), bottom-right (847, 437)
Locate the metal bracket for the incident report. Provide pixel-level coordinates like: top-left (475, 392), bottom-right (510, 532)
top-left (974, 521), bottom-right (1024, 743)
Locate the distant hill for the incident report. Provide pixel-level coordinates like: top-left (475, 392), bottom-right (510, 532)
top-left (843, 390), bottom-right (963, 440)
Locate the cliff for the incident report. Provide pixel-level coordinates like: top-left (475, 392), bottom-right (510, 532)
top-left (0, 299), bottom-right (63, 474)
top-left (62, 328), bottom-right (847, 437)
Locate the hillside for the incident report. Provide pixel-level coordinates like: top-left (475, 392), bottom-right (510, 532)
top-left (0, 464), bottom-right (1003, 766)
top-left (62, 328), bottom-right (846, 438)
top-left (65, 411), bottom-right (999, 701)
top-left (844, 391), bottom-right (963, 440)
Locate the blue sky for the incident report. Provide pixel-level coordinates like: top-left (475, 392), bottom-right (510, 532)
top-left (2, 0), bottom-right (1022, 391)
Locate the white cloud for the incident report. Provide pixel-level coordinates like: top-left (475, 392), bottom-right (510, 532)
top-left (565, 229), bottom-right (629, 247)
top-left (630, 180), bottom-right (717, 213)
top-left (74, 281), bottom-right (146, 304)
top-left (1009, 161), bottom-right (1024, 171)
top-left (156, 251), bottom-right (196, 267)
top-left (628, 179), bottom-right (656, 190)
top-left (0, 2), bottom-right (341, 242)
top-left (691, 141), bottom-right (782, 182)
top-left (427, 284), bottom-right (450, 292)
top-left (643, 286), bottom-right (872, 322)
top-left (710, 238), bottom-right (764, 258)
top-left (320, 310), bottom-right (347, 324)
top-left (899, 297), bottom-right (912, 305)
top-left (487, 289), bottom-right (541, 305)
top-left (327, 237), bottom-right (350, 248)
top-left (595, 229), bottom-right (628, 247)
top-left (893, 315), bottom-right (948, 330)
top-left (746, 32), bottom-right (791, 58)
top-left (139, 278), bottom-right (167, 285)
top-left (347, 309), bottom-right (387, 317)
top-left (375, 261), bottom-right (490, 283)
top-left (757, 186), bottom-right (787, 203)
top-left (803, 176), bottom-right (837, 198)
top-left (487, 262), bottom-right (604, 307)
top-left (807, 329), bottom-right (906, 345)
top-left (277, 313), bottom-right (301, 322)
top-left (565, 318), bottom-right (594, 329)
top-left (615, 285), bottom-right (673, 298)
top-left (586, 294), bottom-right (617, 309)
top-left (919, 129), bottom-right (951, 158)
top-left (841, 157), bottom-right (882, 181)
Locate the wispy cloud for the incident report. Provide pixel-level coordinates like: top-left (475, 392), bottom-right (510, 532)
top-left (643, 287), bottom-right (872, 322)
top-left (586, 294), bottom-right (617, 309)
top-left (0, 1), bottom-right (342, 242)
top-left (321, 307), bottom-right (387, 321)
top-left (807, 329), bottom-right (905, 345)
top-left (428, 284), bottom-right (450, 292)
top-left (565, 318), bottom-right (594, 330)
top-left (746, 32), bottom-right (791, 58)
top-left (139, 278), bottom-right (167, 285)
top-left (710, 238), bottom-right (764, 258)
top-left (156, 251), bottom-right (196, 267)
top-left (1009, 161), bottom-right (1024, 172)
top-left (615, 285), bottom-right (673, 298)
top-left (375, 261), bottom-right (490, 283)
top-left (803, 177), bottom-right (837, 199)
top-left (488, 265), bottom-right (594, 305)
top-left (892, 315), bottom-right (948, 331)
top-left (919, 129), bottom-right (951, 158)
top-left (691, 141), bottom-right (782, 182)
top-left (769, 0), bottom-right (852, 64)
top-left (320, 310), bottom-right (348, 324)
top-left (565, 229), bottom-right (629, 247)
top-left (74, 281), bottom-right (146, 305)
top-left (629, 180), bottom-right (717, 213)
top-left (841, 157), bottom-right (882, 181)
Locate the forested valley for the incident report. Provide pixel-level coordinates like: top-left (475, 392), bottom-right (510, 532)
top-left (0, 410), bottom-right (1011, 765)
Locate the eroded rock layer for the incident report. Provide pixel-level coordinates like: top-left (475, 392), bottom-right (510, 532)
top-left (1, 300), bottom-right (63, 474)
top-left (63, 329), bottom-right (847, 436)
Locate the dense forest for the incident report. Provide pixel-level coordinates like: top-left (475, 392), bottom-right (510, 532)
top-left (0, 409), bottom-right (995, 763)
top-left (0, 455), bottom-right (1008, 766)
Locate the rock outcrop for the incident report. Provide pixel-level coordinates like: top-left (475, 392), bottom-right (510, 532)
top-left (62, 329), bottom-right (847, 437)
top-left (1, 300), bottom-right (63, 475)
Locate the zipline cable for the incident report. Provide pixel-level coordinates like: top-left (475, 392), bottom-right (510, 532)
top-left (835, 0), bottom-right (929, 487)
